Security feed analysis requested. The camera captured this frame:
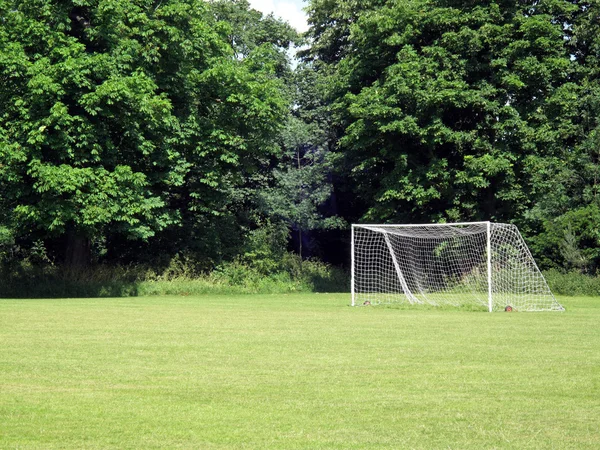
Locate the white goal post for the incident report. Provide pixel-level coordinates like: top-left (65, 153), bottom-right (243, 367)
top-left (351, 222), bottom-right (564, 312)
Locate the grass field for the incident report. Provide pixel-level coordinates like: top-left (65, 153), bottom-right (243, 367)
top-left (1, 294), bottom-right (599, 449)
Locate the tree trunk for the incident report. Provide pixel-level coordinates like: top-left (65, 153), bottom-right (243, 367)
top-left (65, 229), bottom-right (91, 270)
top-left (483, 185), bottom-right (497, 219)
top-left (297, 149), bottom-right (303, 267)
top-left (298, 227), bottom-right (302, 261)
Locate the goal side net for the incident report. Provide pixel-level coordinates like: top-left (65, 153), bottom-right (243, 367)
top-left (351, 222), bottom-right (563, 312)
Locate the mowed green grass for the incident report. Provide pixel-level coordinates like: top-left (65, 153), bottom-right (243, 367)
top-left (1, 295), bottom-right (599, 449)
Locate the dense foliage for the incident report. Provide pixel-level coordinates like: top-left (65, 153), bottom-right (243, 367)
top-left (302, 0), bottom-right (600, 273)
top-left (0, 0), bottom-right (291, 269)
top-left (2, 0), bottom-right (600, 289)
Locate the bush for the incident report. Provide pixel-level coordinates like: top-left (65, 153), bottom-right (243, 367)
top-left (543, 269), bottom-right (600, 297)
top-left (0, 252), bottom-right (349, 298)
top-left (240, 222), bottom-right (289, 275)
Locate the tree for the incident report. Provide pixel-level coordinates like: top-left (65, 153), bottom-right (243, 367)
top-left (303, 0), bottom-right (577, 225)
top-left (524, 1), bottom-right (600, 271)
top-left (260, 115), bottom-right (345, 260)
top-left (0, 0), bottom-right (289, 268)
top-left (209, 0), bottom-right (298, 76)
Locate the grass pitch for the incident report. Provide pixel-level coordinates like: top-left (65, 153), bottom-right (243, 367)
top-left (1, 294), bottom-right (599, 449)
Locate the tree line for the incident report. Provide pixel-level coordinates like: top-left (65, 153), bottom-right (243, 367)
top-left (1, 0), bottom-right (600, 279)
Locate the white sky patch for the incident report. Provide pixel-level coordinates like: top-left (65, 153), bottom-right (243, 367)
top-left (248, 0), bottom-right (309, 33)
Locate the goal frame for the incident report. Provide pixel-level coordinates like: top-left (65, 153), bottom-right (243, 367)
top-left (351, 221), bottom-right (558, 312)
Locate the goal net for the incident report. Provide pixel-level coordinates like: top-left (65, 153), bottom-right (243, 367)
top-left (351, 222), bottom-right (563, 312)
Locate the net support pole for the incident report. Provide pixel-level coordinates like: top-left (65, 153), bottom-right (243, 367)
top-left (351, 225), bottom-right (355, 307)
top-left (382, 233), bottom-right (421, 304)
top-left (486, 221), bottom-right (493, 313)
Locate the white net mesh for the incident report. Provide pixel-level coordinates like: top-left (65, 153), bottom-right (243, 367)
top-left (352, 223), bottom-right (564, 312)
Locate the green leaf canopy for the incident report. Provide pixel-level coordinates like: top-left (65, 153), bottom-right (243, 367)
top-left (0, 0), bottom-right (288, 262)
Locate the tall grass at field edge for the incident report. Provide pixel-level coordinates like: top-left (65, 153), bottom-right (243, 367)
top-left (0, 257), bottom-right (349, 298)
top-left (543, 268), bottom-right (600, 296)
top-left (2, 259), bottom-right (599, 299)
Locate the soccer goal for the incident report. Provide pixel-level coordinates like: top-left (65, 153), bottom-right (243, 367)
top-left (351, 222), bottom-right (563, 312)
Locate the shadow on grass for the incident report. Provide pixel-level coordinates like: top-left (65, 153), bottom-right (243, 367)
top-left (0, 278), bottom-right (141, 299)
top-left (375, 302), bottom-right (490, 312)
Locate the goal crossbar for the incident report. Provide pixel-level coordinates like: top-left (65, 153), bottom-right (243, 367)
top-left (357, 222), bottom-right (490, 227)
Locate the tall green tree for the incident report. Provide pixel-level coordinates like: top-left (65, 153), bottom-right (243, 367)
top-left (304, 0), bottom-right (577, 225)
top-left (210, 0), bottom-right (298, 75)
top-left (525, 1), bottom-right (600, 271)
top-left (142, 0), bottom-right (301, 269)
top-left (0, 0), bottom-right (289, 267)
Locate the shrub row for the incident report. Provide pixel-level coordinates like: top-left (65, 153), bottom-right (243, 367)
top-left (542, 269), bottom-right (600, 297)
top-left (1, 261), bottom-right (597, 299)
top-left (0, 253), bottom-right (349, 298)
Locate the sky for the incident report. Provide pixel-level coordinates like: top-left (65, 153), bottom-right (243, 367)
top-left (247, 0), bottom-right (309, 33)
